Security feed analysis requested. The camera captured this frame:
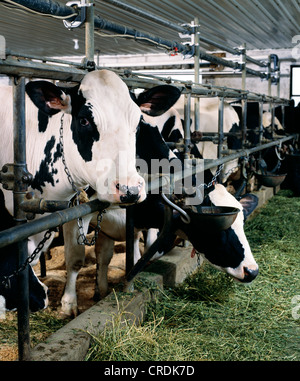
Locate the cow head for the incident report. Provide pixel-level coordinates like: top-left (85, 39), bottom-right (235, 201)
top-left (25, 70), bottom-right (146, 204)
top-left (181, 184), bottom-right (258, 283)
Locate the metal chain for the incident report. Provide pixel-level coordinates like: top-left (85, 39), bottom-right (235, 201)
top-left (59, 115), bottom-right (103, 246)
top-left (197, 163), bottom-right (225, 190)
top-left (77, 211), bottom-right (104, 246)
top-left (0, 229), bottom-right (54, 289)
top-left (59, 115), bottom-right (80, 195)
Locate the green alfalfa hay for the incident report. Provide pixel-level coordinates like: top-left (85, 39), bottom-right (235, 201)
top-left (86, 190), bottom-right (300, 361)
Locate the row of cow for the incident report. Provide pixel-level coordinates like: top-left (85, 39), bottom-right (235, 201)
top-left (0, 69), bottom-right (295, 317)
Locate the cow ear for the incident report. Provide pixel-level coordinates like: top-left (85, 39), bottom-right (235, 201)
top-left (136, 85), bottom-right (182, 116)
top-left (26, 81), bottom-right (71, 116)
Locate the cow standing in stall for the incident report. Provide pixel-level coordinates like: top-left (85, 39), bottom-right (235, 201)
top-left (61, 85), bottom-right (259, 318)
top-left (0, 70), bottom-right (146, 312)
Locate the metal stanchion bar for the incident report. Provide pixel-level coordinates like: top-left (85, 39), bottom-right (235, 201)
top-left (218, 97), bottom-right (224, 159)
top-left (125, 205), bottom-right (135, 275)
top-left (184, 92), bottom-right (191, 158)
top-left (0, 56), bottom-right (290, 105)
top-left (0, 199), bottom-right (109, 250)
top-left (13, 76), bottom-right (31, 361)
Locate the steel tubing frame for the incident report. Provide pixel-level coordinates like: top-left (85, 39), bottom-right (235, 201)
top-left (2, 0), bottom-right (276, 77)
top-left (13, 77), bottom-right (30, 360)
top-left (0, 0), bottom-right (294, 361)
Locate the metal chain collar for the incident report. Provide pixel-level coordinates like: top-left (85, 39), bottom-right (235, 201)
top-left (197, 163), bottom-right (225, 190)
top-left (59, 114), bottom-right (103, 246)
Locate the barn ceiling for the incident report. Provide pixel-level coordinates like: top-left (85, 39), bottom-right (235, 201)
top-left (0, 0), bottom-right (299, 61)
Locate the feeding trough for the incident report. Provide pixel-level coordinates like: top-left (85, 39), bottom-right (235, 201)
top-left (187, 205), bottom-right (240, 231)
top-left (255, 172), bottom-right (287, 187)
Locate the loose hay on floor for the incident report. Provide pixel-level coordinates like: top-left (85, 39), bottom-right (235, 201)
top-left (86, 190), bottom-right (300, 361)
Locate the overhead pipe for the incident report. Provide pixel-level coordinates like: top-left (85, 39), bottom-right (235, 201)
top-left (1, 0), bottom-right (77, 18)
top-left (99, 0), bottom-right (269, 68)
top-left (2, 0), bottom-right (270, 76)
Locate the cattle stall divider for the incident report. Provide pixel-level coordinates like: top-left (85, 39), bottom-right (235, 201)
top-left (0, 0), bottom-right (296, 361)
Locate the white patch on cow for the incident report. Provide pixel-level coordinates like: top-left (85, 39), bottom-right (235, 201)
top-left (262, 112), bottom-right (284, 134)
top-left (0, 295), bottom-right (6, 319)
top-left (208, 184), bottom-right (258, 280)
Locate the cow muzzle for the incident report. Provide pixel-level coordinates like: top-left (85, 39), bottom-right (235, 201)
top-left (96, 175), bottom-right (146, 204)
top-left (240, 266), bottom-right (259, 283)
top-left (116, 182), bottom-right (143, 204)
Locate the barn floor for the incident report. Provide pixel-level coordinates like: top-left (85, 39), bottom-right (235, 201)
top-left (34, 240), bottom-right (129, 314)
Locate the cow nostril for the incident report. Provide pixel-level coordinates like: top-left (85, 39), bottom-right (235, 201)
top-left (116, 183), bottom-right (128, 194)
top-left (243, 266), bottom-right (259, 282)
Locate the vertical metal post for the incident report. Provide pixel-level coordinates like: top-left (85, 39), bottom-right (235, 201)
top-left (125, 205), bottom-right (135, 275)
top-left (258, 101), bottom-right (264, 146)
top-left (193, 18), bottom-right (200, 132)
top-left (241, 43), bottom-right (247, 150)
top-left (218, 97), bottom-right (224, 159)
top-left (268, 55), bottom-right (272, 110)
top-left (270, 103), bottom-right (275, 139)
top-left (277, 61), bottom-right (281, 98)
top-left (13, 77), bottom-right (30, 361)
top-left (281, 105), bottom-right (285, 130)
top-left (241, 97), bottom-right (247, 148)
top-left (184, 92), bottom-right (191, 159)
top-left (85, 0), bottom-right (95, 63)
top-left (241, 43), bottom-right (247, 91)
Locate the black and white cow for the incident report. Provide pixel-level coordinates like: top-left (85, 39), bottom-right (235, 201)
top-left (0, 70), bottom-right (146, 313)
top-left (61, 86), bottom-right (258, 317)
top-left (0, 190), bottom-right (48, 312)
top-left (60, 85), bottom-right (182, 317)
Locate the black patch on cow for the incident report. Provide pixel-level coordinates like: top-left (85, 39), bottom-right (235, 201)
top-left (136, 119), bottom-right (172, 165)
top-left (161, 115), bottom-right (176, 141)
top-left (31, 136), bottom-right (59, 193)
top-left (38, 110), bottom-right (50, 133)
top-left (25, 81), bottom-right (64, 116)
top-left (136, 85), bottom-right (182, 116)
top-left (187, 226), bottom-right (245, 269)
top-left (227, 122), bottom-right (242, 149)
top-left (70, 93), bottom-right (99, 162)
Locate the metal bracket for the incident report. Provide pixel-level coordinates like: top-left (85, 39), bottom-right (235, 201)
top-left (0, 163), bottom-right (32, 191)
top-left (63, 0), bottom-right (92, 30)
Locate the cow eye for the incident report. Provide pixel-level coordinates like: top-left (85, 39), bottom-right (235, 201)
top-left (79, 117), bottom-right (90, 127)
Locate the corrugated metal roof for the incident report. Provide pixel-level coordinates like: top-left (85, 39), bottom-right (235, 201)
top-left (0, 0), bottom-right (299, 59)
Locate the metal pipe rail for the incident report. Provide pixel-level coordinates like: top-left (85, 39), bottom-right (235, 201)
top-left (1, 0), bottom-right (272, 79)
top-left (142, 134), bottom-right (298, 195)
top-left (0, 199), bottom-right (109, 250)
top-left (0, 132), bottom-right (296, 252)
top-left (0, 0), bottom-right (288, 362)
top-left (0, 56), bottom-right (289, 105)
